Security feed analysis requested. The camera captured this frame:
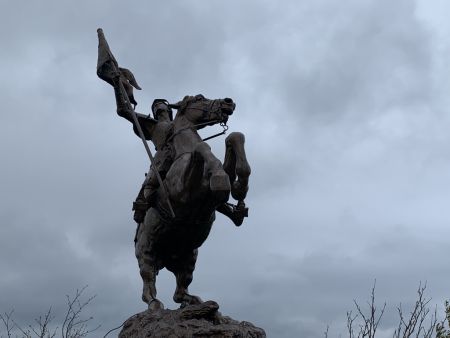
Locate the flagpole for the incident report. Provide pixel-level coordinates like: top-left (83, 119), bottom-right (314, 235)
top-left (97, 28), bottom-right (175, 218)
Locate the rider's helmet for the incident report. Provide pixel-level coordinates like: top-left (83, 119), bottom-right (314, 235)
top-left (151, 99), bottom-right (173, 121)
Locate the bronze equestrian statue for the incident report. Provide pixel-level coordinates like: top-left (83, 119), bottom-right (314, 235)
top-left (96, 29), bottom-right (251, 310)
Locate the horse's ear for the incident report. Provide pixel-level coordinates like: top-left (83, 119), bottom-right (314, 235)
top-left (169, 96), bottom-right (191, 113)
top-left (169, 102), bottom-right (181, 109)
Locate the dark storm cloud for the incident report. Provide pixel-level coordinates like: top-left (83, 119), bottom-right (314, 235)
top-left (1, 0), bottom-right (450, 337)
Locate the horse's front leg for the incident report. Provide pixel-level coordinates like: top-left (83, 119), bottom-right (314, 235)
top-left (194, 142), bottom-right (230, 204)
top-left (216, 132), bottom-right (251, 226)
top-left (223, 132), bottom-right (251, 201)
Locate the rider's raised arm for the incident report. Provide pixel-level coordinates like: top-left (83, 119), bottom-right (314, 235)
top-left (117, 107), bottom-right (157, 141)
top-left (133, 114), bottom-right (157, 141)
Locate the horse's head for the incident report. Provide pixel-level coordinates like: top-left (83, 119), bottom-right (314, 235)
top-left (170, 94), bottom-right (235, 128)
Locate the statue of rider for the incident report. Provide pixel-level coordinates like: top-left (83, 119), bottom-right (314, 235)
top-left (103, 64), bottom-right (247, 226)
top-left (132, 99), bottom-right (174, 223)
top-left (130, 99), bottom-right (247, 226)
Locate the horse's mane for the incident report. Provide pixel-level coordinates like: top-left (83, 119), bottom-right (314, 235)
top-left (171, 95), bottom-right (205, 115)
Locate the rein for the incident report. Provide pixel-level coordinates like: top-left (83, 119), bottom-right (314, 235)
top-left (167, 119), bottom-right (229, 143)
top-left (202, 122), bottom-right (228, 141)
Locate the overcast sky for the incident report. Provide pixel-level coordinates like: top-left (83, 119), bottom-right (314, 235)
top-left (1, 1), bottom-right (450, 337)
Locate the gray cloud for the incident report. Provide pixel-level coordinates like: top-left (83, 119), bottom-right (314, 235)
top-left (1, 0), bottom-right (450, 337)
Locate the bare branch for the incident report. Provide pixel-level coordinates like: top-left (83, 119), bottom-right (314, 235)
top-left (351, 280), bottom-right (385, 338)
top-left (61, 285), bottom-right (100, 338)
top-left (0, 310), bottom-right (15, 338)
top-left (389, 282), bottom-right (438, 338)
top-left (436, 300), bottom-right (450, 338)
top-left (347, 310), bottom-right (358, 338)
top-left (11, 318), bottom-right (32, 338)
top-left (27, 307), bottom-right (57, 338)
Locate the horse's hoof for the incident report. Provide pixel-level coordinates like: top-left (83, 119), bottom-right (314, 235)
top-left (210, 172), bottom-right (230, 202)
top-left (231, 181), bottom-right (249, 201)
top-left (188, 295), bottom-right (203, 305)
top-left (231, 213), bottom-right (245, 227)
top-left (179, 295), bottom-right (202, 308)
top-left (194, 296), bottom-right (203, 304)
top-left (148, 299), bottom-right (164, 311)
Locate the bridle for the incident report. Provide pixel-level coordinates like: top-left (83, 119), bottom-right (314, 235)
top-left (168, 98), bottom-right (230, 142)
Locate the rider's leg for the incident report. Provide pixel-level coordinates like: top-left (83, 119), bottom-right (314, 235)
top-left (133, 183), bottom-right (149, 224)
top-left (143, 149), bottom-right (171, 205)
top-left (143, 179), bottom-right (158, 207)
top-left (144, 167), bottom-right (168, 206)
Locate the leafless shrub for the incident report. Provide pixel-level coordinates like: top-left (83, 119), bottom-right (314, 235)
top-left (32, 308), bottom-right (57, 338)
top-left (0, 286), bottom-right (99, 338)
top-left (347, 281), bottom-right (386, 338)
top-left (392, 283), bottom-right (437, 338)
top-left (61, 286), bottom-right (100, 338)
top-left (0, 310), bottom-right (15, 338)
top-left (436, 301), bottom-right (450, 338)
top-left (324, 324), bottom-right (330, 338)
top-left (12, 307), bottom-right (57, 338)
top-left (326, 282), bottom-right (444, 338)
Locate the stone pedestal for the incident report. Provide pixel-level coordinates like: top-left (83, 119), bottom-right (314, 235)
top-left (119, 301), bottom-right (266, 338)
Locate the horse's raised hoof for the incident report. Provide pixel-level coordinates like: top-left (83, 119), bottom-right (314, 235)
top-left (148, 298), bottom-right (164, 311)
top-left (231, 201), bottom-right (248, 227)
top-left (210, 171), bottom-right (230, 202)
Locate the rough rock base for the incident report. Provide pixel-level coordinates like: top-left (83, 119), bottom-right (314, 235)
top-left (119, 300), bottom-right (266, 338)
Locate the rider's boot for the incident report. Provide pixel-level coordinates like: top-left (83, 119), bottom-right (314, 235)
top-left (132, 168), bottom-right (164, 223)
top-left (143, 184), bottom-right (158, 207)
top-left (143, 170), bottom-right (161, 206)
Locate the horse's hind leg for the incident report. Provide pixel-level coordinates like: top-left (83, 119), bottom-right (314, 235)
top-left (166, 250), bottom-right (202, 307)
top-left (135, 210), bottom-right (164, 310)
top-left (138, 265), bottom-right (163, 310)
top-left (223, 132), bottom-right (251, 201)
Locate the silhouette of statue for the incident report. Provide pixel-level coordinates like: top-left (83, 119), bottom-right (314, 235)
top-left (97, 29), bottom-right (251, 310)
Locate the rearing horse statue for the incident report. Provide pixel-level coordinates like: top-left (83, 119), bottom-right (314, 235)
top-left (96, 30), bottom-right (251, 309)
top-left (137, 95), bottom-right (250, 309)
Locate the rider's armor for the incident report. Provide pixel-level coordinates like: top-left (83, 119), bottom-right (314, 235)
top-left (133, 100), bottom-right (174, 223)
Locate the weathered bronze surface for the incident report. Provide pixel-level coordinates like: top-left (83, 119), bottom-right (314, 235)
top-left (97, 29), bottom-right (251, 310)
top-left (118, 301), bottom-right (266, 337)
